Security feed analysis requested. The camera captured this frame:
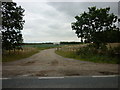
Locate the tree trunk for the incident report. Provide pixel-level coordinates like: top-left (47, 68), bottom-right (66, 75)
top-left (81, 37), bottom-right (83, 43)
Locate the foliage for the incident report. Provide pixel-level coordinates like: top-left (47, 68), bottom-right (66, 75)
top-left (60, 41), bottom-right (82, 44)
top-left (23, 42), bottom-right (54, 45)
top-left (1, 2), bottom-right (25, 51)
top-left (76, 44), bottom-right (119, 64)
top-left (56, 48), bottom-right (119, 64)
top-left (71, 6), bottom-right (120, 48)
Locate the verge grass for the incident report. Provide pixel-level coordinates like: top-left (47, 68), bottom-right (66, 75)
top-left (2, 47), bottom-right (39, 62)
top-left (55, 44), bottom-right (119, 64)
top-left (55, 50), bottom-right (119, 64)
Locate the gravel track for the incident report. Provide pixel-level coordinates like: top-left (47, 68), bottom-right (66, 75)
top-left (2, 48), bottom-right (118, 77)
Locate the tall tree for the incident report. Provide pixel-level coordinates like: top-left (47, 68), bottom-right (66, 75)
top-left (1, 2), bottom-right (25, 51)
top-left (71, 6), bottom-right (120, 48)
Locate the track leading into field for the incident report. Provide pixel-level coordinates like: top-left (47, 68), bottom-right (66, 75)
top-left (2, 48), bottom-right (118, 78)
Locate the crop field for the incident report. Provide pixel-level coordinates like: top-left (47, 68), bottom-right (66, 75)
top-left (56, 44), bottom-right (88, 52)
top-left (23, 44), bottom-right (60, 50)
top-left (57, 43), bottom-right (120, 52)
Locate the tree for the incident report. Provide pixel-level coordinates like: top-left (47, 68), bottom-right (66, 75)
top-left (71, 6), bottom-right (120, 48)
top-left (1, 2), bottom-right (25, 52)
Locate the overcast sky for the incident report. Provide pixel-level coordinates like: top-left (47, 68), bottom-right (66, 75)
top-left (13, 0), bottom-right (119, 43)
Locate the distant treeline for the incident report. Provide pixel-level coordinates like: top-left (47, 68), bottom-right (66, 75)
top-left (60, 42), bottom-right (82, 44)
top-left (22, 42), bottom-right (53, 45)
top-left (22, 42), bottom-right (82, 45)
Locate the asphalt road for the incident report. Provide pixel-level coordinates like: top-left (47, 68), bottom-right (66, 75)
top-left (2, 75), bottom-right (119, 88)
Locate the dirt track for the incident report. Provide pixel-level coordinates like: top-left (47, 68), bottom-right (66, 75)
top-left (2, 48), bottom-right (118, 77)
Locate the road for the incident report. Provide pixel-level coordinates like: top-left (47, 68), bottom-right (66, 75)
top-left (2, 75), bottom-right (119, 88)
top-left (2, 48), bottom-right (119, 89)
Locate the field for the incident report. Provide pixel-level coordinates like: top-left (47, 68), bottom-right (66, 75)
top-left (23, 44), bottom-right (60, 50)
top-left (55, 43), bottom-right (120, 64)
top-left (2, 47), bottom-right (39, 62)
top-left (3, 43), bottom-right (120, 63)
top-left (2, 44), bottom-right (60, 62)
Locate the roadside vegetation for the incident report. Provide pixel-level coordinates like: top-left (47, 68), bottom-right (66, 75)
top-left (2, 4), bottom-right (120, 64)
top-left (2, 2), bottom-right (26, 62)
top-left (2, 47), bottom-right (39, 62)
top-left (2, 44), bottom-right (59, 62)
top-left (55, 43), bottom-right (120, 64)
top-left (1, 2), bottom-right (60, 62)
top-left (55, 7), bottom-right (119, 64)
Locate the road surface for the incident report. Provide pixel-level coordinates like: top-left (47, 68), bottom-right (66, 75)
top-left (2, 75), bottom-right (119, 88)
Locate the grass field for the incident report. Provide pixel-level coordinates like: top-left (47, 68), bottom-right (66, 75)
top-left (55, 43), bottom-right (120, 64)
top-left (23, 44), bottom-right (60, 50)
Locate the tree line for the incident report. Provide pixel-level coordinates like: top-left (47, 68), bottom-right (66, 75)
top-left (60, 42), bottom-right (82, 44)
top-left (23, 42), bottom-right (54, 45)
top-left (1, 3), bottom-right (120, 53)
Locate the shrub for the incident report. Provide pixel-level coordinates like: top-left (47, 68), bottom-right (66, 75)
top-left (76, 44), bottom-right (119, 64)
top-left (76, 44), bottom-right (97, 55)
top-left (107, 45), bottom-right (120, 58)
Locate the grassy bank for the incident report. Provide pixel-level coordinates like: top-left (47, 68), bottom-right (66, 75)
top-left (55, 50), bottom-right (119, 64)
top-left (2, 47), bottom-right (39, 62)
top-left (55, 44), bottom-right (119, 64)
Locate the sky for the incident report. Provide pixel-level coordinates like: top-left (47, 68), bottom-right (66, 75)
top-left (13, 0), bottom-right (119, 43)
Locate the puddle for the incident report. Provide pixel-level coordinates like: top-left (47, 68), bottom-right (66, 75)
top-left (51, 60), bottom-right (59, 66)
top-left (21, 61), bottom-right (36, 66)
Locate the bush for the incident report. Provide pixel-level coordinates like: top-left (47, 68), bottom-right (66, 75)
top-left (76, 45), bottom-right (98, 56)
top-left (76, 44), bottom-right (119, 64)
top-left (107, 45), bottom-right (120, 58)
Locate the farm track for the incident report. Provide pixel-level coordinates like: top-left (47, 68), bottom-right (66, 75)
top-left (2, 48), bottom-right (118, 77)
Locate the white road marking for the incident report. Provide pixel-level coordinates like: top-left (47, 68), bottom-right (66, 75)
top-left (0, 78), bottom-right (10, 80)
top-left (92, 75), bottom-right (117, 77)
top-left (0, 75), bottom-right (119, 80)
top-left (38, 77), bottom-right (64, 79)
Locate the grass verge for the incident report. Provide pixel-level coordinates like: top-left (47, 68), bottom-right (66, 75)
top-left (55, 50), bottom-right (119, 64)
top-left (2, 47), bottom-right (39, 62)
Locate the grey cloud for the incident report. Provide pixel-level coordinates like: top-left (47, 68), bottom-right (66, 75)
top-left (48, 2), bottom-right (86, 17)
top-left (16, 2), bottom-right (119, 43)
top-left (48, 2), bottom-right (118, 17)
